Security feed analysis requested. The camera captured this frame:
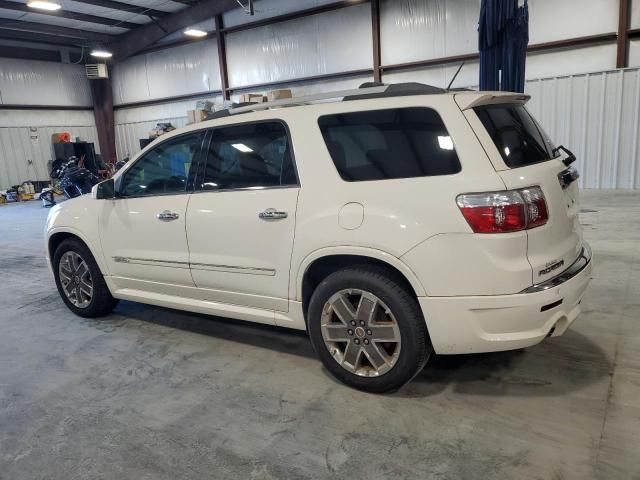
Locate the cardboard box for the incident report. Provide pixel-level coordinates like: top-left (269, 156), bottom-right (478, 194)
top-left (239, 93), bottom-right (266, 104)
top-left (267, 89), bottom-right (292, 102)
top-left (187, 109), bottom-right (209, 124)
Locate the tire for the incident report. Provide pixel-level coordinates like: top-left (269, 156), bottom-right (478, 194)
top-left (307, 265), bottom-right (432, 393)
top-left (53, 238), bottom-right (118, 318)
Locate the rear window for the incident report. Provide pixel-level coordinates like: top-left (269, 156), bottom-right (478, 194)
top-left (474, 104), bottom-right (556, 168)
top-left (318, 107), bottom-right (461, 182)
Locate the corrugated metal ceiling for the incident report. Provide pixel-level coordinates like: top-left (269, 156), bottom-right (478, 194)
top-left (0, 0), bottom-right (188, 36)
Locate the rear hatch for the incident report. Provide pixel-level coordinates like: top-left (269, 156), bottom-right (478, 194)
top-left (459, 94), bottom-right (583, 286)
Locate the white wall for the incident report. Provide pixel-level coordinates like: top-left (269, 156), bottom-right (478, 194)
top-left (0, 58), bottom-right (91, 107)
top-left (0, 58), bottom-right (97, 189)
top-left (226, 3), bottom-right (372, 88)
top-left (111, 39), bottom-right (221, 105)
top-left (0, 110), bottom-right (99, 189)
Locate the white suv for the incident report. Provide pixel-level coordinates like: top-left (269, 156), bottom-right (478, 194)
top-left (45, 83), bottom-right (592, 392)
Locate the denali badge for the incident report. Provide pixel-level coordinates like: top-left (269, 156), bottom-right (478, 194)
top-left (539, 260), bottom-right (564, 276)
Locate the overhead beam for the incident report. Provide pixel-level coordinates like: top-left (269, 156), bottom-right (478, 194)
top-left (0, 19), bottom-right (115, 42)
top-left (0, 0), bottom-right (140, 30)
top-left (70, 0), bottom-right (170, 18)
top-left (0, 44), bottom-right (61, 62)
top-left (111, 0), bottom-right (238, 60)
top-left (0, 28), bottom-right (85, 47)
top-left (617, 0), bottom-right (631, 68)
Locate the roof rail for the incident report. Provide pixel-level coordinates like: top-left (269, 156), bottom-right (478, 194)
top-left (227, 86), bottom-right (388, 115)
top-left (224, 82), bottom-right (446, 116)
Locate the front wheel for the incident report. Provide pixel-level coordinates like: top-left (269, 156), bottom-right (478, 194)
top-left (53, 238), bottom-right (118, 318)
top-left (307, 266), bottom-right (432, 393)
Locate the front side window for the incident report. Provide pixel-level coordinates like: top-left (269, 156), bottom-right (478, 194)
top-left (120, 132), bottom-right (204, 196)
top-left (474, 104), bottom-right (556, 168)
top-left (318, 107), bottom-right (461, 182)
top-left (199, 121), bottom-right (297, 190)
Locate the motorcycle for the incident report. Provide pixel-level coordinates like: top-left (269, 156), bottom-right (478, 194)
top-left (42, 157), bottom-right (101, 207)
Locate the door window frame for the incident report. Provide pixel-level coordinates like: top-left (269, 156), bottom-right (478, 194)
top-left (115, 130), bottom-right (208, 199)
top-left (193, 119), bottom-right (301, 194)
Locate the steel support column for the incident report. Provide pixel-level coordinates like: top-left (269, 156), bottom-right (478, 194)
top-left (89, 78), bottom-right (117, 166)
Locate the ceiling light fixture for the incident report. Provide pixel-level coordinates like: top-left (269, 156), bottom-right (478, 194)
top-left (90, 49), bottom-right (113, 58)
top-left (184, 28), bottom-right (207, 38)
top-left (27, 1), bottom-right (62, 11)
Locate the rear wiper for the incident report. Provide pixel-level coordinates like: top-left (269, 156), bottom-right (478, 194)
top-left (552, 145), bottom-right (576, 167)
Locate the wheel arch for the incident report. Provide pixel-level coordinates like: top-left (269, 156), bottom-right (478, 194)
top-left (296, 247), bottom-right (426, 317)
top-left (47, 228), bottom-right (108, 275)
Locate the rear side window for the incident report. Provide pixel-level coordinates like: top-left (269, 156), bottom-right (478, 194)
top-left (474, 105), bottom-right (556, 168)
top-left (318, 107), bottom-right (461, 182)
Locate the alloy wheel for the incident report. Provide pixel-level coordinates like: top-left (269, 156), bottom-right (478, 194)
top-left (320, 289), bottom-right (401, 377)
top-left (58, 251), bottom-right (93, 308)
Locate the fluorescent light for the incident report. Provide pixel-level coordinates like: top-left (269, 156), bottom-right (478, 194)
top-left (232, 143), bottom-right (253, 153)
top-left (184, 29), bottom-right (207, 38)
top-left (27, 1), bottom-right (61, 10)
top-left (90, 50), bottom-right (112, 58)
top-left (438, 135), bottom-right (454, 151)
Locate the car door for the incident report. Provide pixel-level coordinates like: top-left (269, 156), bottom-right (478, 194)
top-left (186, 120), bottom-right (300, 312)
top-left (99, 131), bottom-right (206, 293)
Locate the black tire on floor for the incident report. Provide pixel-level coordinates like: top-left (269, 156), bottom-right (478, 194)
top-left (52, 238), bottom-right (118, 318)
top-left (307, 265), bottom-right (432, 393)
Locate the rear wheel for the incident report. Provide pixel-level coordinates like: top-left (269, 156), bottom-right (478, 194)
top-left (308, 266), bottom-right (431, 393)
top-left (53, 238), bottom-right (118, 318)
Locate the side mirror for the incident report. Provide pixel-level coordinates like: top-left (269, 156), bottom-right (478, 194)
top-left (95, 179), bottom-right (116, 199)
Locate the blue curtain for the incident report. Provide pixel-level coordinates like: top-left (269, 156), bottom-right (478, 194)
top-left (479, 0), bottom-right (529, 93)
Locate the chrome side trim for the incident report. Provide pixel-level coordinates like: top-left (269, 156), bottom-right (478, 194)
top-left (190, 262), bottom-right (275, 276)
top-left (113, 256), bottom-right (190, 269)
top-left (112, 256), bottom-right (275, 275)
top-left (520, 243), bottom-right (592, 294)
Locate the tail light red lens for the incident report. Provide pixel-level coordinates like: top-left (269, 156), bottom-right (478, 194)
top-left (456, 187), bottom-right (548, 234)
top-left (520, 187), bottom-right (549, 228)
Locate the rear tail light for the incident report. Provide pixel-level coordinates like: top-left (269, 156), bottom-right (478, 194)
top-left (456, 186), bottom-right (548, 234)
top-left (519, 187), bottom-right (549, 228)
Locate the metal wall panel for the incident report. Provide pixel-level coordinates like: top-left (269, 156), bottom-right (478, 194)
top-left (113, 95), bottom-right (224, 159)
top-left (528, 0), bottom-right (618, 44)
top-left (632, 0), bottom-right (640, 29)
top-left (0, 58), bottom-right (92, 106)
top-left (630, 40), bottom-right (640, 68)
top-left (0, 110), bottom-right (99, 189)
top-left (226, 3), bottom-right (372, 88)
top-left (526, 69), bottom-right (640, 189)
top-left (380, 0), bottom-right (481, 65)
top-left (526, 44), bottom-right (617, 79)
top-left (112, 55), bottom-right (149, 105)
top-left (380, 0), bottom-right (618, 67)
top-left (111, 39), bottom-right (220, 106)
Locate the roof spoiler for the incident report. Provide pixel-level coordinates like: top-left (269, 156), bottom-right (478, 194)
top-left (455, 92), bottom-right (531, 111)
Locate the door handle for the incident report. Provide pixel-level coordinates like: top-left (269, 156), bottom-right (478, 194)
top-left (259, 208), bottom-right (288, 220)
top-left (157, 210), bottom-right (180, 222)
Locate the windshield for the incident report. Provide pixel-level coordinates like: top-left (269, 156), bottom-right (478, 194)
top-left (474, 104), bottom-right (557, 168)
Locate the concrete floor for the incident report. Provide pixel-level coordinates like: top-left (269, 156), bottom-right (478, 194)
top-left (0, 191), bottom-right (638, 479)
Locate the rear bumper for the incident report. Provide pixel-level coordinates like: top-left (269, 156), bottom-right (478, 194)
top-left (419, 243), bottom-right (593, 354)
